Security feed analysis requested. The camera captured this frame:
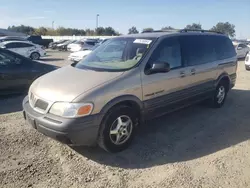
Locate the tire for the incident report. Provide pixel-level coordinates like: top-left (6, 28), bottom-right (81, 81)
top-left (98, 105), bottom-right (138, 152)
top-left (30, 52), bottom-right (40, 60)
top-left (210, 81), bottom-right (228, 108)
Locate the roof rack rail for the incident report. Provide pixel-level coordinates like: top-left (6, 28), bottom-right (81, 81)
top-left (179, 29), bottom-right (224, 34)
top-left (141, 29), bottom-right (224, 35)
top-left (141, 29), bottom-right (178, 33)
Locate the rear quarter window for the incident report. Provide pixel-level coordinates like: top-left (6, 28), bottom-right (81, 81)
top-left (180, 35), bottom-right (236, 66)
top-left (215, 36), bottom-right (236, 60)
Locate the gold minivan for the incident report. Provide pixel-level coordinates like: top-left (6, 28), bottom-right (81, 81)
top-left (23, 30), bottom-right (237, 152)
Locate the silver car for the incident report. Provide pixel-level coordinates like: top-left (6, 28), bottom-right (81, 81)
top-left (23, 30), bottom-right (237, 152)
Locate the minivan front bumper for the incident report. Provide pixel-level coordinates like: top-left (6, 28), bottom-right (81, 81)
top-left (22, 96), bottom-right (103, 146)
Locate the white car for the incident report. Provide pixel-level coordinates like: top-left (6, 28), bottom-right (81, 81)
top-left (245, 53), bottom-right (250, 70)
top-left (0, 41), bottom-right (46, 60)
top-left (68, 50), bottom-right (92, 62)
top-left (233, 42), bottom-right (250, 59)
top-left (67, 40), bottom-right (84, 52)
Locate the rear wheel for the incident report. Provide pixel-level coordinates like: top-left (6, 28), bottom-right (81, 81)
top-left (98, 105), bottom-right (138, 152)
top-left (211, 82), bottom-right (228, 108)
top-left (30, 52), bottom-right (40, 60)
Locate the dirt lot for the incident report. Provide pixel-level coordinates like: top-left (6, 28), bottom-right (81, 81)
top-left (0, 51), bottom-right (250, 188)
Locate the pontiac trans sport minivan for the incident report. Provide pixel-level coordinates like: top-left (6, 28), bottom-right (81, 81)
top-left (23, 30), bottom-right (237, 152)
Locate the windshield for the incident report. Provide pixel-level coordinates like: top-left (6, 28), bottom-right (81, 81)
top-left (74, 37), bottom-right (154, 71)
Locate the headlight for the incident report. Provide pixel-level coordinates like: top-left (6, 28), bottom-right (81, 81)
top-left (49, 102), bottom-right (93, 118)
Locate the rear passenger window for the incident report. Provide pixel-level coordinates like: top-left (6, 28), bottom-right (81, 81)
top-left (180, 35), bottom-right (216, 66)
top-left (149, 37), bottom-right (182, 69)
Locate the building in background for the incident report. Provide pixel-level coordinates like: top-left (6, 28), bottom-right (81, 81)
top-left (0, 28), bottom-right (27, 37)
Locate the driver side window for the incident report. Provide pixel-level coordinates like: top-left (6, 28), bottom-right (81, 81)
top-left (149, 37), bottom-right (182, 69)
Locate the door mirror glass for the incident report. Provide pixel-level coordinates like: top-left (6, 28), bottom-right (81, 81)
top-left (237, 46), bottom-right (242, 50)
top-left (148, 62), bottom-right (170, 74)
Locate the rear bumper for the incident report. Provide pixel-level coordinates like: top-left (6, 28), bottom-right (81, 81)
top-left (22, 96), bottom-right (103, 146)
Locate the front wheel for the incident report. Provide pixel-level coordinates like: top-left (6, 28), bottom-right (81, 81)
top-left (98, 106), bottom-right (138, 152)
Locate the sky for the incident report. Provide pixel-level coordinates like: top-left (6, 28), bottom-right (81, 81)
top-left (1, 0), bottom-right (250, 38)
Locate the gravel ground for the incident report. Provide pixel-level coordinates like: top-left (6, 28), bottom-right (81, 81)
top-left (0, 51), bottom-right (250, 188)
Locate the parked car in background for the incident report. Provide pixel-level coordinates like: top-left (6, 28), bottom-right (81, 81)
top-left (26, 36), bottom-right (53, 48)
top-left (23, 30), bottom-right (237, 152)
top-left (245, 53), bottom-right (250, 70)
top-left (49, 40), bottom-right (69, 49)
top-left (68, 49), bottom-right (92, 62)
top-left (67, 39), bottom-right (98, 52)
top-left (68, 39), bottom-right (109, 62)
top-left (233, 42), bottom-right (249, 59)
top-left (0, 36), bottom-right (28, 43)
top-left (0, 41), bottom-right (46, 60)
top-left (57, 40), bottom-right (76, 51)
top-left (0, 48), bottom-right (57, 95)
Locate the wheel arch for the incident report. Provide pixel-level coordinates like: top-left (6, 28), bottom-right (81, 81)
top-left (215, 73), bottom-right (231, 91)
top-left (100, 95), bottom-right (143, 115)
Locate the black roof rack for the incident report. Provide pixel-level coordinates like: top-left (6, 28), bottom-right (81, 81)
top-left (141, 29), bottom-right (224, 35)
top-left (179, 29), bottom-right (224, 34)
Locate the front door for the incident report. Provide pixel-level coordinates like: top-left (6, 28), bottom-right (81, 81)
top-left (141, 37), bottom-right (193, 119)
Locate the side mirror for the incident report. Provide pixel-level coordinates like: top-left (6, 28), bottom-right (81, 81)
top-left (148, 62), bottom-right (170, 74)
top-left (237, 46), bottom-right (243, 50)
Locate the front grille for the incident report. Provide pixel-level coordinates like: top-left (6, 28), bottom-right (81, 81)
top-left (29, 92), bottom-right (49, 113)
top-left (35, 99), bottom-right (49, 111)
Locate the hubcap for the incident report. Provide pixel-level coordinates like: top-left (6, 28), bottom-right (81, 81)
top-left (32, 53), bottom-right (39, 60)
top-left (217, 86), bottom-right (225, 104)
top-left (109, 115), bottom-right (133, 145)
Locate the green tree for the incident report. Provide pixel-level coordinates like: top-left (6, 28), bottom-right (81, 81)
top-left (85, 29), bottom-right (95, 36)
top-left (128, 26), bottom-right (139, 34)
top-left (184, 23), bottom-right (202, 30)
top-left (104, 27), bottom-right (117, 36)
top-left (210, 22), bottom-right (235, 37)
top-left (46, 28), bottom-right (59, 36)
top-left (95, 27), bottom-right (105, 35)
top-left (34, 27), bottom-right (48, 35)
top-left (142, 27), bottom-right (154, 32)
top-left (161, 26), bottom-right (175, 30)
top-left (8, 25), bottom-right (35, 35)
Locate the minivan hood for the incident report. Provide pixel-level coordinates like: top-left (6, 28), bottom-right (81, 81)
top-left (30, 65), bottom-right (124, 102)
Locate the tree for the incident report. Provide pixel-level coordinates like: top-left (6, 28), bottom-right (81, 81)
top-left (8, 25), bottom-right (35, 35)
top-left (95, 27), bottom-right (118, 36)
top-left (161, 26), bottom-right (175, 30)
top-left (128, 26), bottom-right (139, 34)
top-left (142, 28), bottom-right (154, 32)
top-left (85, 29), bottom-right (95, 36)
top-left (104, 27), bottom-right (117, 36)
top-left (34, 27), bottom-right (48, 35)
top-left (184, 23), bottom-right (202, 30)
top-left (210, 22), bottom-right (235, 37)
top-left (95, 27), bottom-right (105, 35)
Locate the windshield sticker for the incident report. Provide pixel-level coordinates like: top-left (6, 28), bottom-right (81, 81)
top-left (133, 39), bottom-right (152, 45)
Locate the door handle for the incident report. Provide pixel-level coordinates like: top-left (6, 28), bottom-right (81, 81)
top-left (191, 68), bottom-right (196, 75)
top-left (180, 71), bottom-right (186, 78)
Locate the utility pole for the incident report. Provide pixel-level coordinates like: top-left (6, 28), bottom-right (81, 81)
top-left (96, 14), bottom-right (99, 29)
top-left (52, 21), bottom-right (54, 30)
